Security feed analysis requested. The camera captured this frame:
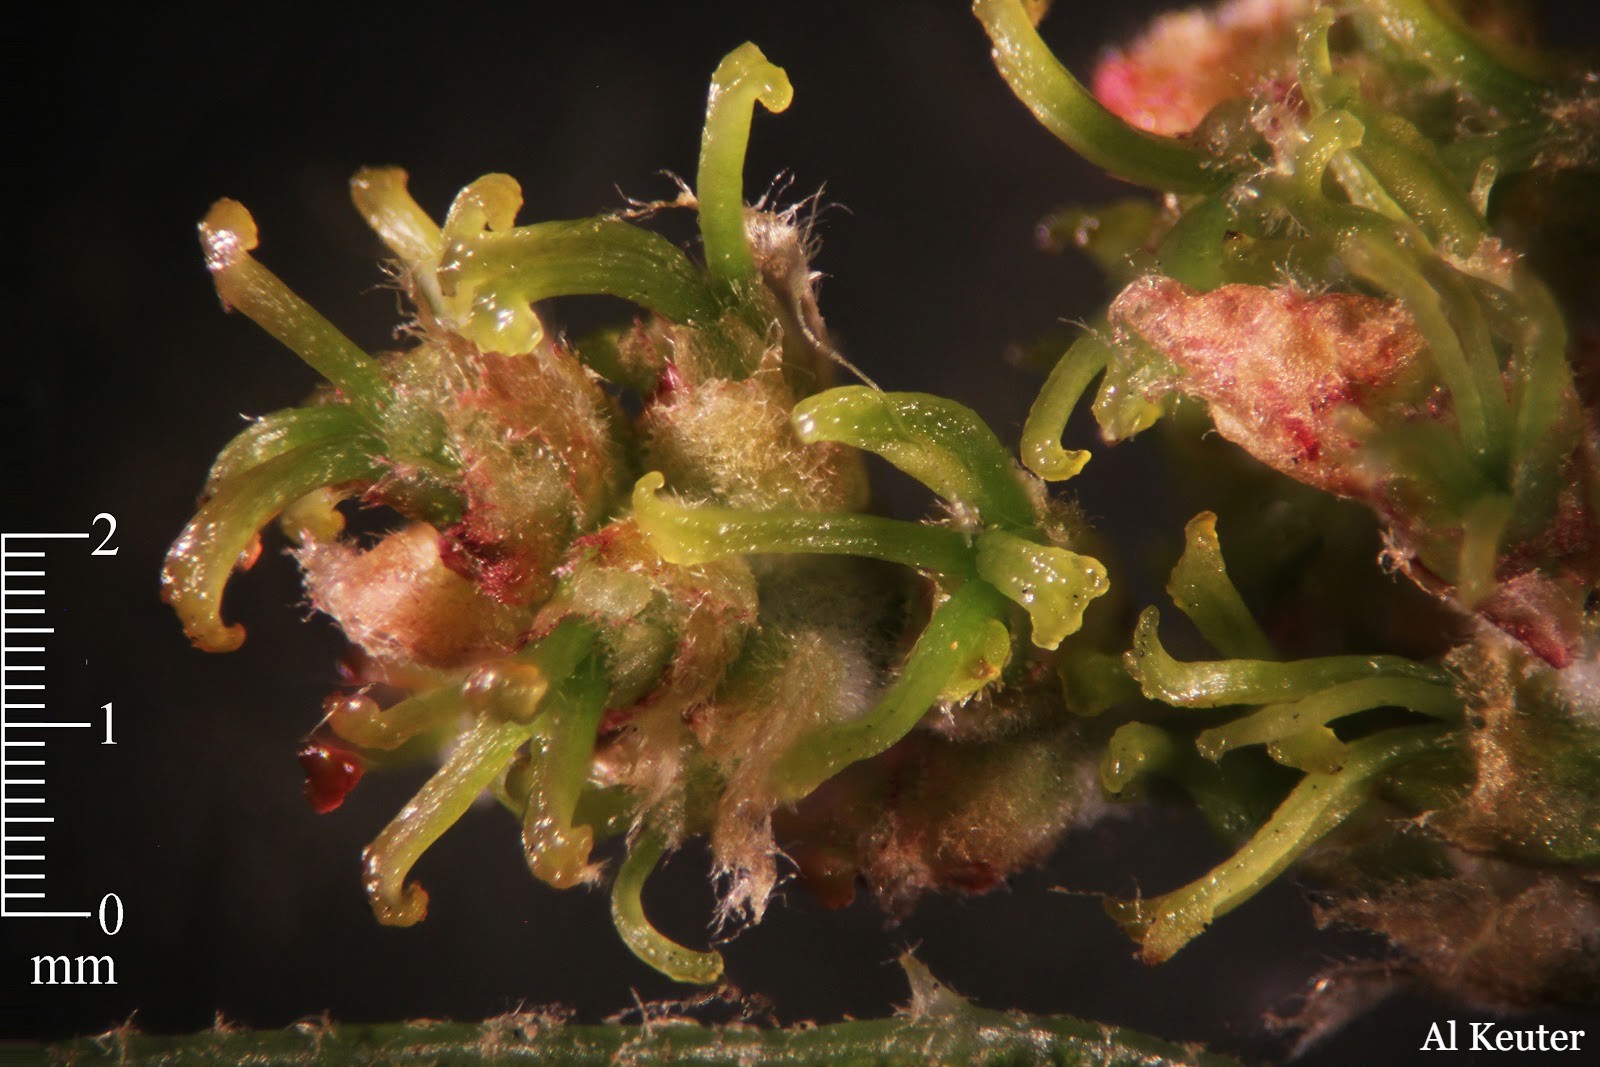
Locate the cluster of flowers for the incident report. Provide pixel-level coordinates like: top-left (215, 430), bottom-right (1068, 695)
top-left (167, 0), bottom-right (1599, 1029)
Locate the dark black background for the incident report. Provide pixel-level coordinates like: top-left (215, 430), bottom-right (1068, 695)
top-left (4, 2), bottom-right (1599, 1063)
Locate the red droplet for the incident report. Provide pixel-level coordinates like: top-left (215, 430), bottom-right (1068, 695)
top-left (297, 740), bottom-right (365, 813)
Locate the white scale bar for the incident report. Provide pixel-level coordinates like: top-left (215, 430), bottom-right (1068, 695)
top-left (3, 532), bottom-right (95, 921)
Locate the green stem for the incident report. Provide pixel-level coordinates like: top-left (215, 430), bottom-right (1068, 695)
top-left (610, 830), bottom-right (725, 985)
top-left (698, 42), bottom-right (793, 290)
top-left (973, 0), bottom-right (1224, 193)
top-left (199, 200), bottom-right (394, 414)
top-left (49, 1007), bottom-right (1240, 1066)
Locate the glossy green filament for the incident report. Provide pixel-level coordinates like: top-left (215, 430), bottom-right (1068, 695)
top-left (328, 686), bottom-right (466, 752)
top-left (1509, 274), bottom-right (1576, 532)
top-left (1128, 608), bottom-right (1452, 708)
top-left (203, 405), bottom-right (368, 492)
top-left (795, 387), bottom-right (1036, 528)
top-left (633, 472), bottom-right (979, 577)
top-left (350, 167), bottom-right (444, 267)
top-left (1091, 349), bottom-right (1169, 442)
top-left (1107, 725), bottom-right (1445, 962)
top-left (1294, 109), bottom-right (1366, 202)
top-left (1156, 199), bottom-right (1233, 290)
top-left (1352, 117), bottom-right (1485, 252)
top-left (1339, 228), bottom-right (1507, 475)
top-left (1458, 494), bottom-right (1514, 608)
top-left (1295, 22), bottom-right (1423, 236)
top-left (1166, 513), bottom-right (1275, 661)
top-left (199, 200), bottom-right (394, 414)
top-left (521, 656), bottom-right (609, 890)
top-left (611, 831), bottom-right (725, 985)
top-left (164, 437), bottom-right (383, 652)
top-left (1266, 727), bottom-right (1349, 775)
top-left (1021, 335), bottom-right (1110, 481)
top-left (1294, 9), bottom-right (1348, 114)
top-left (1101, 722), bottom-right (1182, 795)
top-left (770, 581), bottom-right (1012, 801)
top-left (363, 622), bottom-right (597, 924)
top-left (349, 166), bottom-right (449, 321)
top-left (1366, 0), bottom-right (1549, 111)
top-left (440, 218), bottom-right (721, 355)
top-left (975, 529), bottom-right (1106, 650)
top-left (1370, 422), bottom-right (1493, 514)
top-left (1060, 649), bottom-right (1142, 717)
top-left (1195, 676), bottom-right (1461, 761)
top-left (363, 713), bottom-right (541, 928)
top-left (973, 0), bottom-right (1223, 193)
top-left (698, 42), bottom-right (793, 289)
top-left (1298, 20), bottom-right (1486, 252)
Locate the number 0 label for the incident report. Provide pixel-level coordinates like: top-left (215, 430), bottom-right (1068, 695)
top-left (98, 893), bottom-right (124, 936)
